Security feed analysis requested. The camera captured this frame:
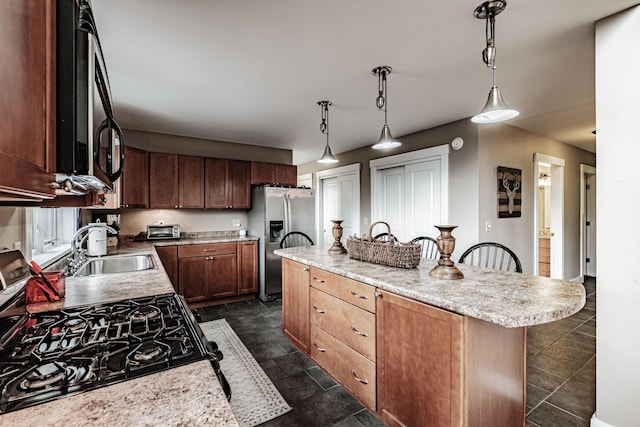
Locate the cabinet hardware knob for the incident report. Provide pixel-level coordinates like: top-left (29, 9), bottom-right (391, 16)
top-left (313, 342), bottom-right (326, 352)
top-left (351, 326), bottom-right (369, 337)
top-left (374, 291), bottom-right (381, 298)
top-left (351, 370), bottom-right (368, 384)
top-left (303, 268), bottom-right (309, 272)
top-left (313, 278), bottom-right (325, 283)
top-left (350, 291), bottom-right (368, 299)
top-left (174, 205), bottom-right (178, 208)
top-left (312, 306), bottom-right (325, 314)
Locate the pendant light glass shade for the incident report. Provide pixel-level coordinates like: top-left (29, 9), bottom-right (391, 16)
top-left (471, 86), bottom-right (519, 123)
top-left (317, 100), bottom-right (339, 164)
top-left (372, 66), bottom-right (401, 150)
top-left (472, 1), bottom-right (518, 124)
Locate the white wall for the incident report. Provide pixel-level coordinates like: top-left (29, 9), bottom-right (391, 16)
top-left (593, 6), bottom-right (640, 426)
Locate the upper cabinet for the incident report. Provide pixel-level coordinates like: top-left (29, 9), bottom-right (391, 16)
top-left (205, 159), bottom-right (250, 209)
top-left (121, 146), bottom-right (149, 208)
top-left (149, 153), bottom-right (204, 209)
top-left (251, 162), bottom-right (297, 187)
top-left (0, 0), bottom-right (56, 200)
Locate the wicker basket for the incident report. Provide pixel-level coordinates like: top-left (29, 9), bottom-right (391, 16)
top-left (346, 222), bottom-right (421, 269)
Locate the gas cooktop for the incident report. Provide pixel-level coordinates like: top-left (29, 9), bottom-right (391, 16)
top-left (0, 293), bottom-right (228, 414)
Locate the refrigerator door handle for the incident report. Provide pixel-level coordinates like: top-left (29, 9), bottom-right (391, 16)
top-left (283, 193), bottom-right (291, 235)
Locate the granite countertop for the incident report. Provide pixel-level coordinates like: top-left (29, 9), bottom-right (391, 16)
top-left (274, 245), bottom-right (586, 328)
top-left (3, 241), bottom-right (241, 427)
top-left (0, 361), bottom-right (237, 427)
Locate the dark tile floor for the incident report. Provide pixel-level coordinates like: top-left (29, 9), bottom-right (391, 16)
top-left (197, 276), bottom-right (596, 427)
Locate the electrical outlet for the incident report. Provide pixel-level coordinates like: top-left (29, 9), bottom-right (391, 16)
top-left (232, 219), bottom-right (241, 227)
top-left (12, 241), bottom-right (21, 250)
top-left (363, 217), bottom-right (369, 226)
top-left (485, 220), bottom-right (493, 232)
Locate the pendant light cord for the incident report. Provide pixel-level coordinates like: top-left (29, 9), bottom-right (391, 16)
top-left (377, 69), bottom-right (389, 125)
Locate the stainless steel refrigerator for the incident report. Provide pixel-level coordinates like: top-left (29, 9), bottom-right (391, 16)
top-left (247, 187), bottom-right (315, 301)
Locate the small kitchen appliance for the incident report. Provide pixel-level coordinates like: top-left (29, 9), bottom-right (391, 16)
top-left (86, 223), bottom-right (108, 256)
top-left (146, 224), bottom-right (181, 240)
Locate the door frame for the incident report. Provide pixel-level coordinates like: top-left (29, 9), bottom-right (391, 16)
top-left (533, 153), bottom-right (565, 278)
top-left (315, 163), bottom-right (361, 244)
top-left (370, 145), bottom-right (449, 236)
top-left (580, 164), bottom-right (597, 280)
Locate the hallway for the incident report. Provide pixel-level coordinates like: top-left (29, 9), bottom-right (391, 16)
top-left (198, 277), bottom-right (596, 426)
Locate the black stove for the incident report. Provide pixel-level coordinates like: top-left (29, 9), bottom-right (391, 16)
top-left (0, 293), bottom-right (230, 414)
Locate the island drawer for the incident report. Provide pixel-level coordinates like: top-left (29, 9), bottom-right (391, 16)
top-left (309, 267), bottom-right (376, 313)
top-left (178, 242), bottom-right (237, 258)
top-left (310, 324), bottom-right (376, 411)
top-left (310, 287), bottom-right (376, 361)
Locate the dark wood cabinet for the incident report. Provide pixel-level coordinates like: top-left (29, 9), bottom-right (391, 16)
top-left (179, 155), bottom-right (205, 209)
top-left (121, 146), bottom-right (149, 208)
top-left (0, 0), bottom-right (56, 200)
top-left (237, 241), bottom-right (258, 294)
top-left (205, 158), bottom-right (250, 209)
top-left (149, 153), bottom-right (179, 208)
top-left (155, 245), bottom-right (178, 288)
top-left (275, 164), bottom-right (297, 187)
top-left (150, 153), bottom-right (204, 209)
top-left (250, 162), bottom-right (297, 187)
top-left (177, 243), bottom-right (239, 304)
top-left (282, 258), bottom-right (310, 353)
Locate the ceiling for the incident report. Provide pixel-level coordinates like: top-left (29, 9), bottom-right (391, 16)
top-left (91, 0), bottom-right (637, 164)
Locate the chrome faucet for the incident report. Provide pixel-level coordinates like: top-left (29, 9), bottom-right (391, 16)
top-left (68, 224), bottom-right (118, 274)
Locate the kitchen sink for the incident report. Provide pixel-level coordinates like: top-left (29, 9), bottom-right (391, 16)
top-left (74, 254), bottom-right (156, 277)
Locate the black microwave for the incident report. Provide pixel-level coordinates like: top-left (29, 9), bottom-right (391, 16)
top-left (55, 0), bottom-right (124, 194)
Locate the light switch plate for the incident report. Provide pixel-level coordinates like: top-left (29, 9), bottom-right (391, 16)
top-left (485, 220), bottom-right (493, 232)
top-left (232, 219), bottom-right (241, 227)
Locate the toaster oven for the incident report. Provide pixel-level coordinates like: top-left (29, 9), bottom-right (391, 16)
top-left (147, 224), bottom-right (181, 240)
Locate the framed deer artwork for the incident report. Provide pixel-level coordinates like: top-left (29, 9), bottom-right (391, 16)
top-left (497, 166), bottom-right (522, 218)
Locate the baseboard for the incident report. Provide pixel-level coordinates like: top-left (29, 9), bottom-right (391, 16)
top-left (591, 413), bottom-right (614, 427)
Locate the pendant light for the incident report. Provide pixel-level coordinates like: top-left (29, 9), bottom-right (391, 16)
top-left (471, 1), bottom-right (519, 124)
top-left (317, 100), bottom-right (339, 164)
top-left (372, 66), bottom-right (401, 150)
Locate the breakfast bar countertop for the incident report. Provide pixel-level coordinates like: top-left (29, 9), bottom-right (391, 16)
top-left (275, 245), bottom-right (586, 328)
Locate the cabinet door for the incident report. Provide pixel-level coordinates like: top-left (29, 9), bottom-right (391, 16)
top-left (205, 158), bottom-right (228, 208)
top-left (376, 290), bottom-right (463, 427)
top-left (237, 241), bottom-right (258, 294)
top-left (0, 0), bottom-right (56, 199)
top-left (282, 258), bottom-right (310, 353)
top-left (250, 162), bottom-right (275, 185)
top-left (121, 146), bottom-right (149, 208)
top-left (155, 246), bottom-right (178, 290)
top-left (276, 164), bottom-right (297, 187)
top-left (210, 254), bottom-right (237, 298)
top-left (228, 160), bottom-right (251, 209)
top-left (179, 155), bottom-right (205, 208)
top-left (150, 153), bottom-right (179, 208)
top-left (178, 257), bottom-right (210, 303)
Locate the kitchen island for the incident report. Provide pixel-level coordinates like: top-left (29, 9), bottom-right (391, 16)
top-left (275, 245), bottom-right (585, 427)
top-left (0, 239), bottom-right (244, 427)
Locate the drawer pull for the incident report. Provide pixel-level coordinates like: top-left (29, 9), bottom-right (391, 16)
top-left (351, 326), bottom-right (369, 337)
top-left (313, 277), bottom-right (325, 283)
top-left (313, 342), bottom-right (326, 352)
top-left (351, 370), bottom-right (368, 385)
top-left (202, 249), bottom-right (216, 252)
top-left (350, 290), bottom-right (368, 299)
top-left (313, 306), bottom-right (325, 314)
